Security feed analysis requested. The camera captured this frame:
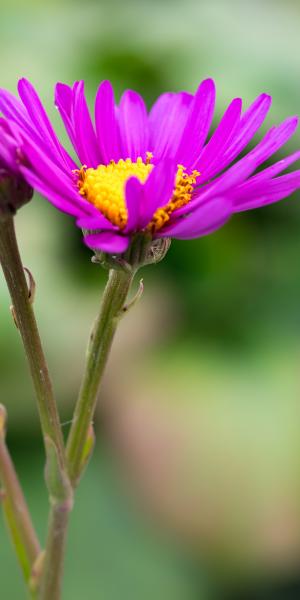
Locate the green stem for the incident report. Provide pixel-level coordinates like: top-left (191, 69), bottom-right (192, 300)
top-left (66, 267), bottom-right (134, 487)
top-left (0, 216), bottom-right (65, 468)
top-left (38, 497), bottom-right (72, 600)
top-left (0, 406), bottom-right (40, 592)
top-left (0, 216), bottom-right (70, 598)
top-left (39, 435), bottom-right (73, 600)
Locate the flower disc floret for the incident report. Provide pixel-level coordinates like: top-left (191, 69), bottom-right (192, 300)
top-left (77, 157), bottom-right (152, 229)
top-left (148, 165), bottom-right (200, 233)
top-left (77, 156), bottom-right (200, 232)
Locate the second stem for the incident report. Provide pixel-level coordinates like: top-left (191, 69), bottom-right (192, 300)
top-left (66, 267), bottom-right (134, 487)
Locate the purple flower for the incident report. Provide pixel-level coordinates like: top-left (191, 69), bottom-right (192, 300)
top-left (0, 78), bottom-right (299, 253)
top-left (0, 119), bottom-right (33, 217)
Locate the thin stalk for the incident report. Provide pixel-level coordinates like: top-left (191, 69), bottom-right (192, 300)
top-left (0, 405), bottom-right (40, 590)
top-left (66, 267), bottom-right (134, 487)
top-left (38, 434), bottom-right (73, 600)
top-left (38, 496), bottom-right (72, 600)
top-left (0, 216), bottom-right (65, 468)
top-left (0, 216), bottom-right (71, 598)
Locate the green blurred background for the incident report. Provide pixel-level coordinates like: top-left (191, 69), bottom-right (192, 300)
top-left (1, 0), bottom-right (300, 598)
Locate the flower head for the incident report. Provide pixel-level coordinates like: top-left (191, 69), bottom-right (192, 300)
top-left (0, 119), bottom-right (33, 219)
top-left (0, 78), bottom-right (299, 252)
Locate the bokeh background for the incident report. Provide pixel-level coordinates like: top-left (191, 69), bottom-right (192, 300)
top-left (1, 0), bottom-right (300, 598)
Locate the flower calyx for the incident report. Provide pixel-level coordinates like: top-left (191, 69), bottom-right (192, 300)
top-left (91, 234), bottom-right (171, 273)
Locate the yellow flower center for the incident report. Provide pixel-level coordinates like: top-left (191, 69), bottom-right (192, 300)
top-left (77, 155), bottom-right (199, 233)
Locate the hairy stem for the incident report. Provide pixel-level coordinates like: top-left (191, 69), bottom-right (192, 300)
top-left (66, 267), bottom-right (134, 487)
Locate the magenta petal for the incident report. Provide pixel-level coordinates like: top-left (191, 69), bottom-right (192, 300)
top-left (188, 118), bottom-right (299, 214)
top-left (17, 78), bottom-right (76, 171)
top-left (232, 150), bottom-right (300, 194)
top-left (125, 177), bottom-right (143, 231)
top-left (139, 159), bottom-right (177, 228)
top-left (246, 116), bottom-right (298, 166)
top-left (95, 80), bottom-right (121, 163)
top-left (175, 79), bottom-right (216, 168)
top-left (20, 167), bottom-right (86, 218)
top-left (159, 197), bottom-right (232, 239)
top-left (226, 93), bottom-right (272, 157)
top-left (0, 139), bottom-right (16, 171)
top-left (0, 121), bottom-right (20, 171)
top-left (1, 118), bottom-right (23, 146)
top-left (21, 136), bottom-right (79, 199)
top-left (55, 82), bottom-right (81, 159)
top-left (118, 90), bottom-right (149, 161)
top-left (20, 136), bottom-right (99, 218)
top-left (56, 81), bottom-right (101, 167)
top-left (83, 232), bottom-right (130, 253)
top-left (149, 91), bottom-right (193, 160)
top-left (76, 214), bottom-right (116, 230)
top-left (208, 93), bottom-right (272, 178)
top-left (73, 81), bottom-right (101, 167)
top-left (175, 155), bottom-right (258, 218)
top-left (0, 88), bottom-right (36, 134)
top-left (18, 79), bottom-right (58, 146)
top-left (196, 98), bottom-right (242, 178)
top-left (55, 83), bottom-right (72, 115)
top-left (201, 157), bottom-right (258, 198)
top-left (204, 94), bottom-right (272, 183)
top-left (233, 171), bottom-right (300, 211)
top-left (0, 87), bottom-right (75, 173)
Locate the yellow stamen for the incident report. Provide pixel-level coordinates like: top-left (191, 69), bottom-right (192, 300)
top-left (148, 164), bottom-right (199, 234)
top-left (77, 156), bottom-right (199, 232)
